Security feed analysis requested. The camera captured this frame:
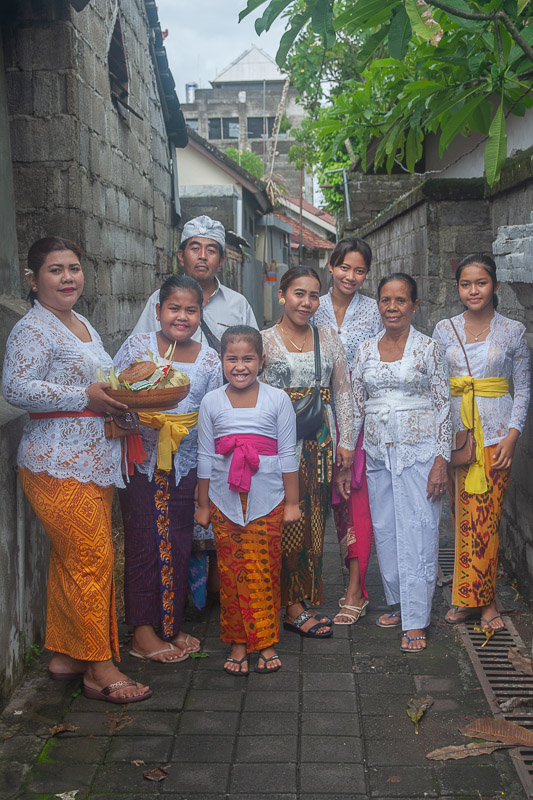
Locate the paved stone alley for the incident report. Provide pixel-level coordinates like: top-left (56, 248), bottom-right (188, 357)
top-left (1, 512), bottom-right (529, 800)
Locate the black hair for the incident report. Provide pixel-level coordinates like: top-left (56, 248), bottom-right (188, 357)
top-left (220, 325), bottom-right (263, 359)
top-left (179, 236), bottom-right (224, 259)
top-left (456, 253), bottom-right (499, 309)
top-left (27, 236), bottom-right (82, 306)
top-left (279, 266), bottom-right (322, 295)
top-left (377, 272), bottom-right (418, 303)
top-left (159, 274), bottom-right (203, 308)
top-left (330, 236), bottom-right (372, 271)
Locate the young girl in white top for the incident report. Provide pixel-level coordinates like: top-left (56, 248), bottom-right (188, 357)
top-left (196, 326), bottom-right (299, 675)
top-left (114, 275), bottom-right (222, 663)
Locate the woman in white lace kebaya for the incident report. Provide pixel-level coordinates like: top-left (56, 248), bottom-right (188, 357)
top-left (114, 275), bottom-right (222, 663)
top-left (2, 236), bottom-right (151, 703)
top-left (314, 237), bottom-right (382, 626)
top-left (352, 274), bottom-right (451, 652)
top-left (262, 267), bottom-right (354, 638)
top-left (433, 254), bottom-right (530, 631)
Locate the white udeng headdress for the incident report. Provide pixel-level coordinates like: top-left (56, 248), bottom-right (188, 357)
top-left (181, 215), bottom-right (225, 249)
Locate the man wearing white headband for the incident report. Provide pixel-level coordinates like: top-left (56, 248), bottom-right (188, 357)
top-left (132, 215), bottom-right (258, 344)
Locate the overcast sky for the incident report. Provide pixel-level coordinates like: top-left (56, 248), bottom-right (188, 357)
top-left (155, 0), bottom-right (288, 96)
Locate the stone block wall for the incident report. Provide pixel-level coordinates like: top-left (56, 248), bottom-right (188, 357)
top-left (3, 0), bottom-right (176, 354)
top-left (346, 172), bottom-right (424, 232)
top-left (353, 164), bottom-right (533, 603)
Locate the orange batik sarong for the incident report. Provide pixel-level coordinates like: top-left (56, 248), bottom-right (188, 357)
top-left (19, 467), bottom-right (119, 661)
top-left (210, 497), bottom-right (284, 651)
top-left (448, 444), bottom-right (510, 609)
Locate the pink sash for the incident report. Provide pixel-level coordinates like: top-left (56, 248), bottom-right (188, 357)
top-left (215, 434), bottom-right (278, 493)
top-left (331, 428), bottom-right (365, 505)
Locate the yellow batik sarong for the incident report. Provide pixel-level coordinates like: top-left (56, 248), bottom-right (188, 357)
top-left (450, 377), bottom-right (509, 494)
top-left (19, 467), bottom-right (119, 661)
top-left (137, 411), bottom-right (198, 471)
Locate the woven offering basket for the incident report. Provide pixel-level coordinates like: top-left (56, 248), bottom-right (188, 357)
top-left (105, 383), bottom-right (190, 411)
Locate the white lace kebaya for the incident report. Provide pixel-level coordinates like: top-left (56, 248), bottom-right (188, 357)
top-left (313, 289), bottom-right (383, 372)
top-left (2, 300), bottom-right (123, 487)
top-left (113, 332), bottom-right (223, 484)
top-left (433, 312), bottom-right (530, 446)
top-left (352, 327), bottom-right (452, 473)
top-left (261, 324), bottom-right (355, 454)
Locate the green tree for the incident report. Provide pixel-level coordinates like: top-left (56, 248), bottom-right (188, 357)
top-left (240, 0), bottom-right (533, 185)
top-left (224, 147), bottom-right (265, 179)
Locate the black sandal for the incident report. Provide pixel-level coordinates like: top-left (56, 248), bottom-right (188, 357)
top-left (283, 610), bottom-right (332, 639)
top-left (255, 653), bottom-right (282, 673)
top-left (223, 655), bottom-right (249, 676)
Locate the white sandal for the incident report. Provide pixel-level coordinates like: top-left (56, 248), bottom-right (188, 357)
top-left (333, 599), bottom-right (369, 625)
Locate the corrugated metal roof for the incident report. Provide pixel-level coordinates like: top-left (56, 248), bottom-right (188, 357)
top-left (211, 44), bottom-right (285, 85)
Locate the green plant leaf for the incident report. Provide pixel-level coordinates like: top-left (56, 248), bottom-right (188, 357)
top-left (439, 94), bottom-right (486, 156)
top-left (255, 0), bottom-right (294, 34)
top-left (389, 7), bottom-right (412, 60)
top-left (518, 0), bottom-right (531, 12)
top-left (311, 0), bottom-right (336, 48)
top-left (439, 0), bottom-right (478, 31)
top-left (405, 0), bottom-right (442, 42)
top-left (405, 127), bottom-right (421, 172)
top-left (485, 100), bottom-right (507, 186)
top-left (335, 0), bottom-right (398, 32)
top-left (276, 10), bottom-right (312, 66)
top-left (239, 0), bottom-right (268, 23)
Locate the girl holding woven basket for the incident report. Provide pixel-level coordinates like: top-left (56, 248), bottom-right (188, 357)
top-left (433, 254), bottom-right (530, 632)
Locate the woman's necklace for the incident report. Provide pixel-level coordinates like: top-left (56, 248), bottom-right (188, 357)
top-left (463, 320), bottom-right (492, 342)
top-left (279, 323), bottom-right (309, 352)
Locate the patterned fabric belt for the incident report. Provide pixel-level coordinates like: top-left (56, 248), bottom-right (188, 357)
top-left (137, 411), bottom-right (199, 472)
top-left (284, 386), bottom-right (332, 484)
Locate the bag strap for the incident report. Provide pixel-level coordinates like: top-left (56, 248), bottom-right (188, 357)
top-left (448, 318), bottom-right (475, 423)
top-left (200, 318), bottom-right (221, 355)
top-left (312, 324), bottom-right (321, 386)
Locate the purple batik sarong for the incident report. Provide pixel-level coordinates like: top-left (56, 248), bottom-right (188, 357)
top-left (119, 467), bottom-right (196, 639)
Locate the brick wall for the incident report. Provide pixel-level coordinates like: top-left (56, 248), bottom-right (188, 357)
top-left (3, 0), bottom-right (176, 354)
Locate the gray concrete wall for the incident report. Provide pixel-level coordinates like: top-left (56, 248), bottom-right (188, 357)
top-left (353, 164), bottom-right (533, 603)
top-left (0, 39), bottom-right (19, 298)
top-left (3, 0), bottom-right (176, 355)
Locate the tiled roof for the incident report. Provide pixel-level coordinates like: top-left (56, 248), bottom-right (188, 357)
top-left (284, 196), bottom-right (336, 227)
top-left (273, 213), bottom-right (335, 251)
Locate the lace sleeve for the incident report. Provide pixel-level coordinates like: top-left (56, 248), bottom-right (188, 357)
top-left (426, 340), bottom-right (452, 461)
top-left (509, 326), bottom-right (531, 433)
top-left (113, 336), bottom-right (139, 373)
top-left (325, 327), bottom-right (355, 450)
top-left (202, 347), bottom-right (224, 392)
top-left (351, 344), bottom-right (367, 445)
top-left (2, 320), bottom-right (88, 412)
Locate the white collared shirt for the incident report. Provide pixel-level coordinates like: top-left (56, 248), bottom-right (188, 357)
top-left (197, 382), bottom-right (298, 526)
top-left (132, 278), bottom-right (258, 343)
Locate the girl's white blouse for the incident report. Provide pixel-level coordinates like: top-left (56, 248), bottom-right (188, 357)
top-left (113, 332), bottom-right (223, 484)
top-left (313, 289), bottom-right (383, 371)
top-left (261, 324), bottom-right (355, 453)
top-left (352, 326), bottom-right (452, 473)
top-left (197, 382), bottom-right (298, 526)
top-left (433, 312), bottom-right (530, 446)
top-left (2, 300), bottom-right (123, 487)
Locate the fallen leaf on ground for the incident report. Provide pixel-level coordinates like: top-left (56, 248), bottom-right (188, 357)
top-left (49, 723), bottom-right (79, 737)
top-left (508, 648), bottom-right (533, 675)
top-left (189, 652), bottom-right (209, 659)
top-left (102, 712), bottom-right (133, 734)
top-left (131, 759), bottom-right (145, 766)
top-left (386, 776), bottom-right (402, 783)
top-left (460, 717), bottom-right (533, 746)
top-left (407, 695), bottom-right (434, 734)
top-left (498, 696), bottom-right (533, 712)
top-left (55, 792), bottom-right (79, 800)
top-left (13, 710), bottom-right (23, 715)
top-left (472, 623), bottom-right (494, 646)
top-left (427, 741), bottom-right (513, 760)
top-left (143, 766), bottom-right (170, 782)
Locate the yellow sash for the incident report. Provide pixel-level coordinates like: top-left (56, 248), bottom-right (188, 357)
top-left (449, 377), bottom-right (509, 494)
top-left (137, 411), bottom-right (199, 472)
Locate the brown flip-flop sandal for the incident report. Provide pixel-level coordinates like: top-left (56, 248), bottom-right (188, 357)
top-left (83, 679), bottom-right (152, 704)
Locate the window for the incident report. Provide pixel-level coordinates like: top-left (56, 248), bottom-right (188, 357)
top-left (208, 118), bottom-right (221, 139)
top-left (247, 117), bottom-right (265, 138)
top-left (187, 119), bottom-right (199, 132)
top-left (222, 118), bottom-right (239, 139)
top-left (108, 17), bottom-right (129, 120)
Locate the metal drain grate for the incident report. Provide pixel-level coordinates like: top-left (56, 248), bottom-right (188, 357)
top-left (438, 548), bottom-right (533, 797)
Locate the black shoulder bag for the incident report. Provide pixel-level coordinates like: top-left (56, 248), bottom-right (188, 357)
top-left (291, 325), bottom-right (326, 441)
top-left (200, 318), bottom-right (222, 355)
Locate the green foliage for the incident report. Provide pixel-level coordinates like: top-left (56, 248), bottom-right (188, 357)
top-left (279, 113), bottom-right (292, 133)
top-left (240, 0), bottom-right (533, 186)
top-left (22, 639), bottom-right (41, 667)
top-left (224, 147), bottom-right (265, 179)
